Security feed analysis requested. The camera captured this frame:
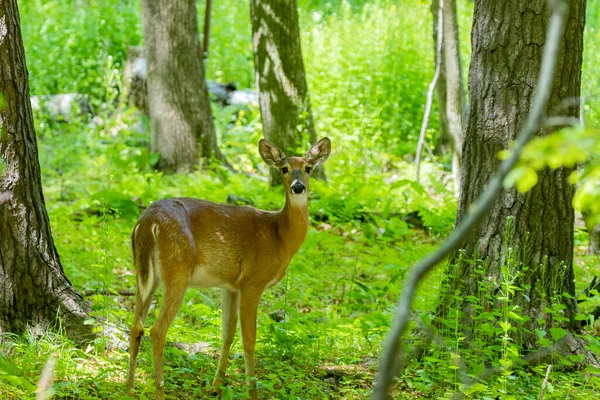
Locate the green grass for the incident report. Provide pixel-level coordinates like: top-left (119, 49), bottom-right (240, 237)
top-left (1, 0), bottom-right (599, 399)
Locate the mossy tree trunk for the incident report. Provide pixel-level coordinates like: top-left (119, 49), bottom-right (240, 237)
top-left (0, 0), bottom-right (92, 340)
top-left (141, 0), bottom-right (224, 174)
top-left (440, 0), bottom-right (587, 347)
top-left (249, 0), bottom-right (324, 185)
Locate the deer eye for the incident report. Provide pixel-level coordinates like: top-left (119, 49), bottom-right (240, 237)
top-left (305, 167), bottom-right (312, 174)
top-left (281, 167), bottom-right (289, 174)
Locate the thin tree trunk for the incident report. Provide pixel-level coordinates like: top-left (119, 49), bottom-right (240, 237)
top-left (432, 0), bottom-right (451, 158)
top-left (141, 0), bottom-right (222, 173)
top-left (432, 0), bottom-right (465, 192)
top-left (0, 0), bottom-right (92, 340)
top-left (249, 0), bottom-right (323, 185)
top-left (440, 0), bottom-right (587, 346)
top-left (442, 0), bottom-right (465, 190)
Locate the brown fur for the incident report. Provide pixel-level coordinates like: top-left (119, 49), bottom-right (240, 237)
top-left (126, 138), bottom-right (331, 399)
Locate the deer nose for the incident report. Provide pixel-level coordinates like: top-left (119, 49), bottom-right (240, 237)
top-left (291, 182), bottom-right (306, 194)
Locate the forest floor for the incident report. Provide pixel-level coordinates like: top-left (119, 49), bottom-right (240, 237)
top-left (0, 107), bottom-right (597, 399)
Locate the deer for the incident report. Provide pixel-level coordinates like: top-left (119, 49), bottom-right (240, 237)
top-left (126, 137), bottom-right (331, 399)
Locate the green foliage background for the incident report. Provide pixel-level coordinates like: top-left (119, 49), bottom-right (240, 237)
top-left (0, 0), bottom-right (598, 399)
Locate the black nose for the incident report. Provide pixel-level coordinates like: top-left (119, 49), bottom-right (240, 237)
top-left (291, 183), bottom-right (306, 194)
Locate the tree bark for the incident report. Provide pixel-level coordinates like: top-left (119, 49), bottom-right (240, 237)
top-left (441, 0), bottom-right (587, 346)
top-left (0, 0), bottom-right (92, 340)
top-left (141, 0), bottom-right (223, 174)
top-left (249, 0), bottom-right (323, 185)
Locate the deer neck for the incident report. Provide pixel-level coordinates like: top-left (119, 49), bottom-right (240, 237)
top-left (275, 192), bottom-right (309, 257)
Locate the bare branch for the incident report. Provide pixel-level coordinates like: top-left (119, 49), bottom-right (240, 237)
top-left (539, 364), bottom-right (552, 400)
top-left (415, 0), bottom-right (444, 182)
top-left (543, 116), bottom-right (581, 128)
top-left (372, 1), bottom-right (567, 398)
top-left (423, 142), bottom-right (439, 166)
top-left (36, 356), bottom-right (55, 400)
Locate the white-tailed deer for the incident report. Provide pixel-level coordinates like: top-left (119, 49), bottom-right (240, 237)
top-left (126, 138), bottom-right (331, 399)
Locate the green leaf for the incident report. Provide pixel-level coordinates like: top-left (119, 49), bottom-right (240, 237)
top-left (536, 329), bottom-right (547, 339)
top-left (352, 279), bottom-right (372, 293)
top-left (91, 190), bottom-right (140, 219)
top-left (549, 327), bottom-right (567, 341)
top-left (508, 311), bottom-right (523, 321)
top-left (221, 387), bottom-right (234, 400)
top-left (516, 167), bottom-right (538, 193)
top-left (499, 321), bottom-right (512, 332)
top-left (461, 382), bottom-right (487, 395)
top-left (498, 149), bottom-right (511, 160)
top-left (0, 374), bottom-right (35, 391)
top-left (149, 152), bottom-right (161, 168)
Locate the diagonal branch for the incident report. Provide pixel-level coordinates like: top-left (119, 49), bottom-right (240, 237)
top-left (372, 1), bottom-right (568, 398)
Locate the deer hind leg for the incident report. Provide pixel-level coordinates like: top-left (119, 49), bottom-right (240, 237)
top-left (210, 289), bottom-right (239, 395)
top-left (239, 288), bottom-right (262, 400)
top-left (127, 277), bottom-right (158, 394)
top-left (150, 274), bottom-right (189, 400)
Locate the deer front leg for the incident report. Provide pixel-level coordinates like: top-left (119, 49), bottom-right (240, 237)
top-left (239, 288), bottom-right (262, 400)
top-left (210, 289), bottom-right (239, 395)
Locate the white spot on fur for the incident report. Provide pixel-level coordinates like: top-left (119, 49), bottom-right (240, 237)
top-left (191, 265), bottom-right (234, 290)
top-left (216, 231), bottom-right (225, 242)
top-left (138, 247), bottom-right (158, 304)
top-left (289, 192), bottom-right (308, 206)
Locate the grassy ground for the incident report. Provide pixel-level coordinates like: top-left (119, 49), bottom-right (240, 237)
top-left (1, 0), bottom-right (599, 399)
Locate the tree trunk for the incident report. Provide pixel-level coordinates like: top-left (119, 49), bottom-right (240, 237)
top-left (141, 0), bottom-right (223, 174)
top-left (432, 0), bottom-right (465, 193)
top-left (440, 0), bottom-right (587, 347)
top-left (432, 0), bottom-right (450, 158)
top-left (442, 0), bottom-right (465, 189)
top-left (0, 0), bottom-right (92, 341)
top-left (249, 0), bottom-right (323, 185)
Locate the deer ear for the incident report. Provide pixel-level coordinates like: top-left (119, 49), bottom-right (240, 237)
top-left (259, 139), bottom-right (286, 167)
top-left (305, 137), bottom-right (331, 166)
